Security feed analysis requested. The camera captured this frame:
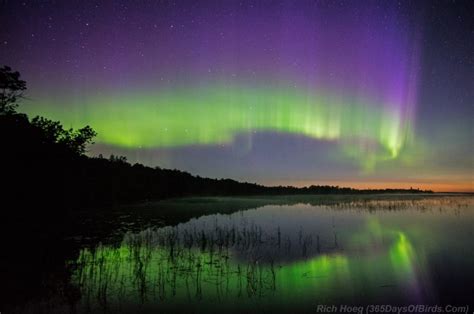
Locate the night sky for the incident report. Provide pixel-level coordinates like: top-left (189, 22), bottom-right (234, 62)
top-left (1, 0), bottom-right (473, 191)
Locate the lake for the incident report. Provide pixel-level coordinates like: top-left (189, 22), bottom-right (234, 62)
top-left (11, 195), bottom-right (474, 313)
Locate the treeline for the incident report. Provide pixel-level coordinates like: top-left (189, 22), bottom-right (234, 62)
top-left (79, 155), bottom-right (431, 205)
top-left (0, 65), bottom-right (432, 214)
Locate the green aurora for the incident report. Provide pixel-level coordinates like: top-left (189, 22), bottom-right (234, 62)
top-left (72, 219), bottom-right (423, 312)
top-left (26, 83), bottom-right (415, 170)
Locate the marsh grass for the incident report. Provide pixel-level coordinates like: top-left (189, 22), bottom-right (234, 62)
top-left (70, 196), bottom-right (473, 313)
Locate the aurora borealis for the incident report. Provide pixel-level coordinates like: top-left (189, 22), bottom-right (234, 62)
top-left (1, 0), bottom-right (473, 191)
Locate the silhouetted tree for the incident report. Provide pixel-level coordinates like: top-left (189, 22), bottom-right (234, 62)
top-left (0, 65), bottom-right (27, 114)
top-left (31, 116), bottom-right (97, 155)
top-left (109, 154), bottom-right (128, 163)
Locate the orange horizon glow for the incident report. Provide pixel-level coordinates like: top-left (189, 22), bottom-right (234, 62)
top-left (262, 180), bottom-right (473, 193)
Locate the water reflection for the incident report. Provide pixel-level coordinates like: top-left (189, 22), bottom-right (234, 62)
top-left (71, 197), bottom-right (473, 313)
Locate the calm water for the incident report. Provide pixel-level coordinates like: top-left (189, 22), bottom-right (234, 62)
top-left (15, 196), bottom-right (474, 313)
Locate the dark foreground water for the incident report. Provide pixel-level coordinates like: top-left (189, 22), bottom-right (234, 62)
top-left (10, 195), bottom-right (474, 313)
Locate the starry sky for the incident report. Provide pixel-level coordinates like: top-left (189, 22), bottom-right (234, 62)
top-left (1, 0), bottom-right (473, 191)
